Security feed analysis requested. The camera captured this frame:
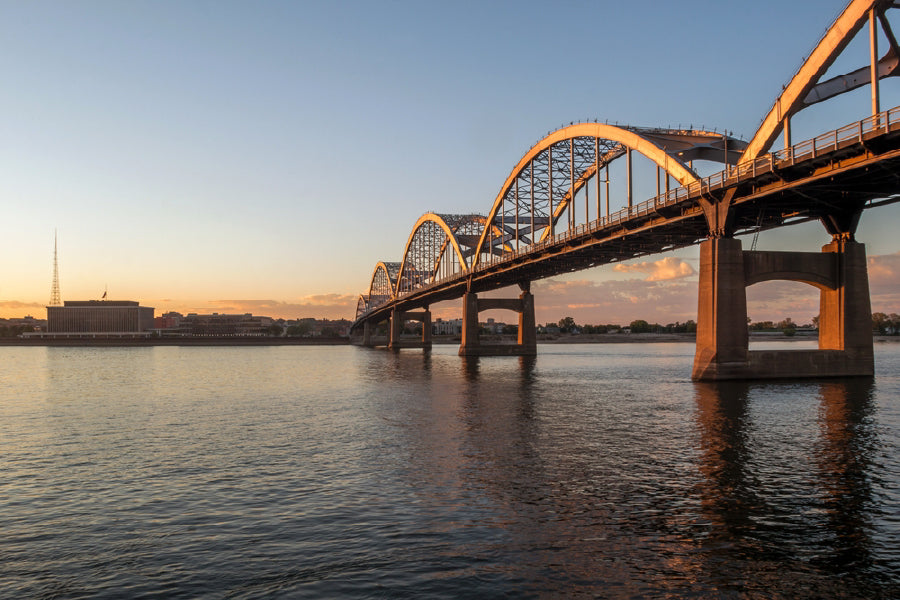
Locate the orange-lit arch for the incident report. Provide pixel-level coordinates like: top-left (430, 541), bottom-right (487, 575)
top-left (472, 123), bottom-right (706, 266)
top-left (396, 213), bottom-right (476, 296)
top-left (365, 261), bottom-right (400, 310)
top-left (742, 0), bottom-right (897, 162)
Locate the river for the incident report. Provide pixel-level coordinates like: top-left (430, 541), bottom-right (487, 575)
top-left (1, 342), bottom-right (898, 598)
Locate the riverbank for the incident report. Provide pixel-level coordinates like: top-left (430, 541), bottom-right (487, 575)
top-left (0, 337), bottom-right (350, 347)
top-left (4, 333), bottom-right (898, 347)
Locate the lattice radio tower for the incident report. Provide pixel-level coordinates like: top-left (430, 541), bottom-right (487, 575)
top-left (49, 230), bottom-right (61, 306)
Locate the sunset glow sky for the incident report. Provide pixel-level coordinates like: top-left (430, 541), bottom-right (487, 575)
top-left (3, 0), bottom-right (900, 325)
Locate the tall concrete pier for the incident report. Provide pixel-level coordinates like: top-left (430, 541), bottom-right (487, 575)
top-left (692, 236), bottom-right (873, 380)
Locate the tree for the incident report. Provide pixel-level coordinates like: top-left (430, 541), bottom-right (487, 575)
top-left (777, 317), bottom-right (796, 337)
top-left (889, 313), bottom-right (900, 335)
top-left (268, 324), bottom-right (284, 337)
top-left (558, 316), bottom-right (576, 333)
top-left (287, 322), bottom-right (312, 337)
top-left (872, 312), bottom-right (889, 334)
top-left (629, 319), bottom-right (651, 333)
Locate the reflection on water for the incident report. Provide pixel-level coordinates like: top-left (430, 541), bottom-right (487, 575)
top-left (693, 378), bottom-right (896, 596)
top-left (1, 344), bottom-right (897, 598)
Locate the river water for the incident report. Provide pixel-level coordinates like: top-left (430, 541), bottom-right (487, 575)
top-left (1, 342), bottom-right (898, 598)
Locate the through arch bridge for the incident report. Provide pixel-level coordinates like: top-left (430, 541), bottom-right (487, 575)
top-left (351, 0), bottom-right (900, 380)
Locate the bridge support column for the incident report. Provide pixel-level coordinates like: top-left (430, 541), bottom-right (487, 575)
top-left (819, 238), bottom-right (873, 367)
top-left (459, 292), bottom-right (481, 354)
top-left (518, 290), bottom-right (537, 351)
top-left (692, 238), bottom-right (749, 380)
top-left (389, 307), bottom-right (402, 350)
top-left (420, 309), bottom-right (432, 347)
top-left (458, 289), bottom-right (537, 357)
top-left (388, 307), bottom-right (433, 351)
top-left (692, 237), bottom-right (874, 380)
top-left (352, 317), bottom-right (388, 348)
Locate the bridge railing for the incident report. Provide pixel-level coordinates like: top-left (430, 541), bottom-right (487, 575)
top-left (359, 105), bottom-right (900, 319)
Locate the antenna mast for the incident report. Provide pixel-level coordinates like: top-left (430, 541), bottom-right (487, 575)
top-left (49, 230), bottom-right (61, 306)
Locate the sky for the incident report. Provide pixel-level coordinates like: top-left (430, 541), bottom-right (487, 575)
top-left (2, 0), bottom-right (900, 325)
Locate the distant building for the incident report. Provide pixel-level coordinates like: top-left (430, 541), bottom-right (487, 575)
top-left (1, 315), bottom-right (47, 337)
top-left (174, 313), bottom-right (274, 336)
top-left (154, 311), bottom-right (183, 330)
top-left (1, 315), bottom-right (47, 331)
top-left (433, 318), bottom-right (463, 336)
top-left (482, 318), bottom-right (509, 334)
top-left (283, 318), bottom-right (351, 337)
top-left (44, 300), bottom-right (155, 336)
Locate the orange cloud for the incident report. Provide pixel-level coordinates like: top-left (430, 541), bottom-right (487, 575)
top-left (868, 251), bottom-right (900, 280)
top-left (867, 252), bottom-right (900, 312)
top-left (148, 295), bottom-right (359, 320)
top-left (745, 280), bottom-right (820, 325)
top-left (0, 300), bottom-right (45, 319)
top-left (612, 257), bottom-right (695, 281)
top-left (529, 278), bottom-right (697, 325)
top-left (207, 296), bottom-right (357, 319)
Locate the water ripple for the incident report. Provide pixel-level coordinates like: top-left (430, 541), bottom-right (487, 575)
top-left (0, 344), bottom-right (897, 598)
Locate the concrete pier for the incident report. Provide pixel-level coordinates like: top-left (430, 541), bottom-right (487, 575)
top-left (692, 237), bottom-right (873, 380)
top-left (458, 289), bottom-right (537, 356)
top-left (388, 307), bottom-right (432, 350)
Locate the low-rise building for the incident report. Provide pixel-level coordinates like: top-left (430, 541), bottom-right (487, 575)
top-left (154, 311), bottom-right (183, 330)
top-left (174, 313), bottom-right (274, 336)
top-left (42, 300), bottom-right (155, 337)
top-left (433, 318), bottom-right (463, 336)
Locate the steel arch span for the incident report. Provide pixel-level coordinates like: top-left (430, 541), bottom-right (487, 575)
top-left (355, 295), bottom-right (370, 320)
top-left (472, 123), bottom-right (746, 268)
top-left (395, 213), bottom-right (488, 297)
top-left (363, 261), bottom-right (400, 316)
top-left (742, 0), bottom-right (900, 162)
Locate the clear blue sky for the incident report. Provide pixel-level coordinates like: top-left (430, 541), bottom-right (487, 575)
top-left (2, 0), bottom-right (899, 323)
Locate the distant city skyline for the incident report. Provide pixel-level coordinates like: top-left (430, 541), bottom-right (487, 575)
top-left (3, 1), bottom-right (900, 325)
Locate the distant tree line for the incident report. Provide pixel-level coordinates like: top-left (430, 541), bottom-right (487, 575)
top-left (551, 313), bottom-right (900, 336)
top-left (373, 312), bottom-right (900, 338)
top-left (0, 325), bottom-right (33, 338)
top-left (552, 317), bottom-right (697, 334)
top-left (872, 312), bottom-right (900, 334)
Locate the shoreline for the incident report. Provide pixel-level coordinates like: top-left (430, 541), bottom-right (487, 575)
top-left (0, 337), bottom-right (351, 347)
top-left (2, 333), bottom-right (898, 347)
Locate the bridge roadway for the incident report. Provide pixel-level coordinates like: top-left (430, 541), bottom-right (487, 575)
top-left (357, 107), bottom-right (900, 329)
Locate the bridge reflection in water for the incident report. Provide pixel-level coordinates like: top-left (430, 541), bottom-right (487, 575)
top-left (352, 0), bottom-right (900, 380)
top-left (693, 378), bottom-right (882, 586)
top-left (370, 344), bottom-right (896, 596)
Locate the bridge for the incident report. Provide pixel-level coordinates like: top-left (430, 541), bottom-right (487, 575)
top-left (351, 0), bottom-right (900, 381)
